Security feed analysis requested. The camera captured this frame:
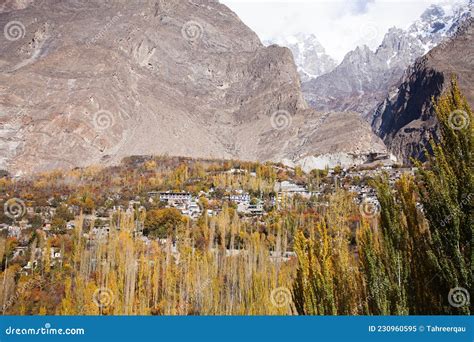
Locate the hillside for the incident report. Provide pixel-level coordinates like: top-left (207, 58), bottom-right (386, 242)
top-left (371, 18), bottom-right (474, 163)
top-left (0, 0), bottom-right (385, 175)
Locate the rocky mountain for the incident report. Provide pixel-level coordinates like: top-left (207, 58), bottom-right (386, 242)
top-left (264, 33), bottom-right (337, 82)
top-left (0, 0), bottom-right (386, 175)
top-left (302, 1), bottom-right (472, 120)
top-left (371, 17), bottom-right (474, 163)
top-left (0, 0), bottom-right (34, 13)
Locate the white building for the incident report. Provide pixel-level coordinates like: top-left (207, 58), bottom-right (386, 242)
top-left (181, 200), bottom-right (201, 219)
top-left (149, 191), bottom-right (192, 203)
top-left (275, 181), bottom-right (311, 200)
top-left (229, 193), bottom-right (251, 205)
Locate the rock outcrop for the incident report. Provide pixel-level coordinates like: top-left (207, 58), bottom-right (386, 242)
top-left (264, 33), bottom-right (337, 81)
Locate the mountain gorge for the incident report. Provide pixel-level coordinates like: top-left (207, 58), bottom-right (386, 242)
top-left (0, 0), bottom-right (386, 175)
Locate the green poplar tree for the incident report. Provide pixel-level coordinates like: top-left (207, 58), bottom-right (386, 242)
top-left (416, 77), bottom-right (472, 314)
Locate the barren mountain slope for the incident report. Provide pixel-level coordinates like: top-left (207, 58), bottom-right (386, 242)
top-left (371, 18), bottom-right (474, 163)
top-left (0, 0), bottom-right (385, 174)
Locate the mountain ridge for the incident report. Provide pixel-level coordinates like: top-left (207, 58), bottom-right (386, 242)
top-left (302, 1), bottom-right (472, 121)
top-left (0, 0), bottom-right (386, 175)
top-left (371, 17), bottom-right (474, 163)
top-left (264, 33), bottom-right (337, 82)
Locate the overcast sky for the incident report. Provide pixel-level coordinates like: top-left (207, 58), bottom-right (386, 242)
top-left (221, 0), bottom-right (466, 61)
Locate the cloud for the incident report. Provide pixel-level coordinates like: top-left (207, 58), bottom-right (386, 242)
top-left (346, 0), bottom-right (375, 15)
top-left (221, 0), bottom-right (464, 61)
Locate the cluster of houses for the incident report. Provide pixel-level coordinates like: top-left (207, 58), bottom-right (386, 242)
top-left (148, 191), bottom-right (202, 219)
top-left (1, 164), bottom-right (418, 251)
top-left (343, 166), bottom-right (415, 206)
top-left (228, 191), bottom-right (264, 215)
top-left (147, 190), bottom-right (266, 218)
top-left (1, 165), bottom-right (417, 240)
top-left (6, 244), bottom-right (62, 275)
top-left (0, 163), bottom-right (423, 276)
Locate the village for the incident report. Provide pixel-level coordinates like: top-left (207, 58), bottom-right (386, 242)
top-left (0, 160), bottom-right (416, 275)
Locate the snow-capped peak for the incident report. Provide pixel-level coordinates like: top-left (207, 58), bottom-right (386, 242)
top-left (407, 0), bottom-right (472, 53)
top-left (264, 33), bottom-right (337, 81)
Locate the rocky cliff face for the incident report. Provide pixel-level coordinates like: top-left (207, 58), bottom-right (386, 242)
top-left (371, 18), bottom-right (474, 163)
top-left (302, 2), bottom-right (472, 121)
top-left (264, 33), bottom-right (337, 82)
top-left (0, 0), bottom-right (35, 13)
top-left (0, 0), bottom-right (385, 175)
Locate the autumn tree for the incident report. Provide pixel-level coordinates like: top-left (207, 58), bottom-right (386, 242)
top-left (144, 208), bottom-right (185, 239)
top-left (415, 78), bottom-right (473, 314)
